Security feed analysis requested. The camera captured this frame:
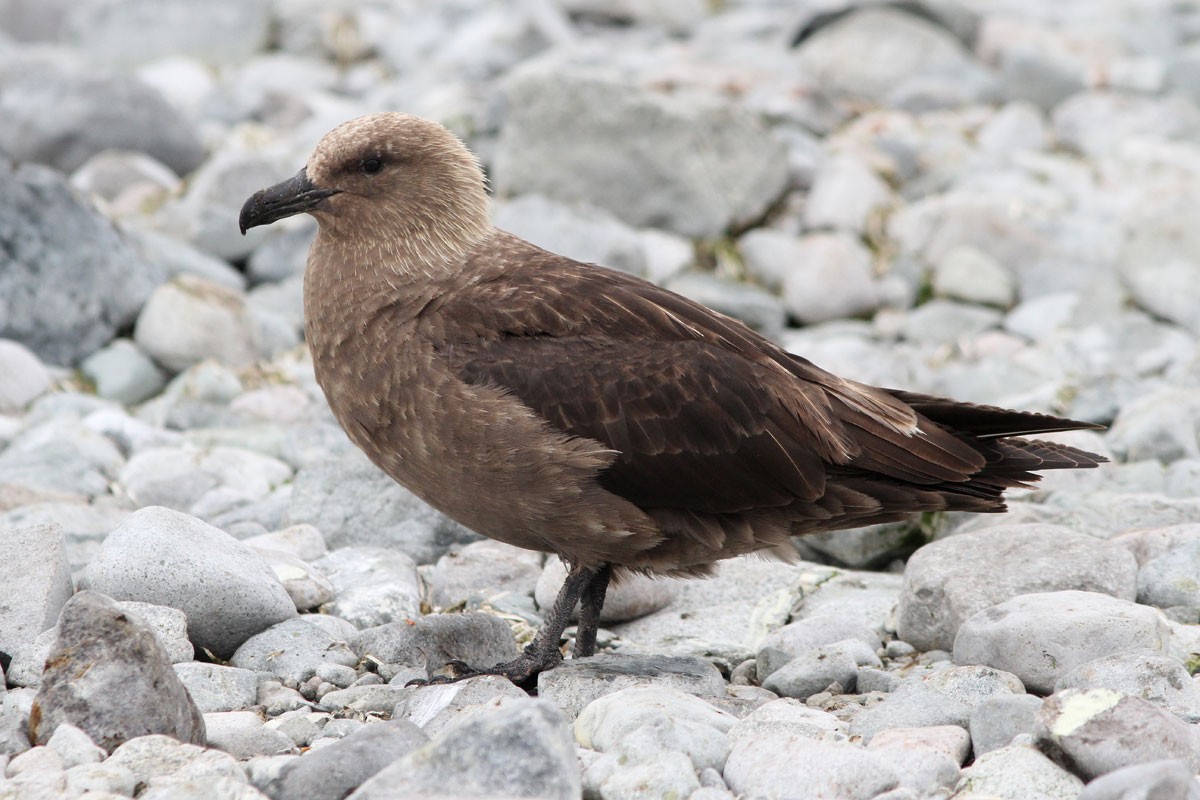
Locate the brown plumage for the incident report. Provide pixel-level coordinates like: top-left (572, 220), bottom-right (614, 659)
top-left (239, 112), bottom-right (1105, 686)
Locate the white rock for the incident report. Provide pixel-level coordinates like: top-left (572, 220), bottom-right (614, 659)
top-left (781, 233), bottom-right (880, 324)
top-left (803, 156), bottom-right (891, 234)
top-left (724, 735), bottom-right (899, 800)
top-left (932, 245), bottom-right (1017, 308)
top-left (955, 743), bottom-right (1084, 800)
top-left (0, 339), bottom-right (52, 412)
top-left (133, 276), bottom-right (263, 373)
top-left (0, 524), bottom-right (73, 663)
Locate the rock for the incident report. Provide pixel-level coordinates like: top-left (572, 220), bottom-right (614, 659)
top-left (0, 417), bottom-right (124, 497)
top-left (662, 271), bottom-right (788, 338)
top-left (246, 221), bottom-right (316, 285)
top-left (726, 699), bottom-right (847, 745)
top-left (538, 653), bottom-right (726, 720)
top-left (739, 228), bottom-right (805, 292)
top-left (492, 194), bottom-right (647, 276)
top-left (899, 299), bottom-right (1003, 345)
top-left (1035, 688), bottom-right (1200, 780)
top-left (429, 539), bottom-right (542, 610)
top-left (105, 734), bottom-right (244, 790)
top-left (138, 775), bottom-right (270, 799)
top-left (267, 720), bottom-right (428, 800)
top-left (1107, 387), bottom-right (1200, 464)
top-left (63, 0), bottom-right (272, 67)
top-left (254, 548), bottom-right (334, 612)
top-left (204, 711), bottom-right (296, 759)
top-left (868, 725), bottom-right (971, 765)
top-left (977, 102), bottom-right (1048, 155)
top-left (1119, 257), bottom-right (1200, 339)
top-left (79, 506), bottom-right (297, 658)
top-left (0, 160), bottom-right (164, 365)
top-left (897, 524), bottom-right (1139, 652)
top-left (969, 694), bottom-right (1043, 756)
top-left (173, 663), bottom-right (259, 714)
top-left (956, 743), bottom-right (1084, 800)
top-left (7, 627), bottom-right (57, 688)
top-left (45, 723), bottom-right (106, 768)
top-left (127, 227), bottom-right (247, 292)
top-left (230, 617), bottom-right (358, 685)
top-left (575, 686), bottom-right (736, 771)
top-left (867, 735), bottom-right (961, 797)
top-left (795, 6), bottom-right (991, 107)
top-left (724, 735), bottom-right (899, 800)
top-left (71, 150), bottom-right (182, 219)
top-left (314, 547), bottom-right (423, 629)
top-left (803, 155), bottom-right (891, 234)
top-left (65, 760), bottom-right (138, 796)
top-left (28, 591), bottom-right (205, 752)
top-left (0, 523), bottom-right (73, 665)
top-left (1053, 91), bottom-right (1200, 158)
top-left (1077, 759), bottom-right (1200, 800)
top-left (243, 524), bottom-right (328, 562)
top-left (953, 591), bottom-right (1172, 694)
top-left (351, 613), bottom-right (518, 678)
top-left (118, 444), bottom-right (292, 515)
top-left (392, 676), bottom-right (528, 737)
top-left (285, 450), bottom-right (480, 565)
top-left (116, 601), bottom-right (194, 663)
top-left (0, 58), bottom-right (205, 175)
top-left (133, 276), bottom-right (266, 373)
top-left (495, 63), bottom-right (787, 238)
top-left (756, 613), bottom-right (883, 682)
top-left (780, 233), bottom-right (880, 325)
top-left (80, 339), bottom-right (168, 405)
top-left (535, 555), bottom-right (675, 624)
top-left (0, 340), bottom-right (52, 412)
top-left (790, 569), bottom-right (903, 632)
top-left (1054, 650), bottom-right (1200, 721)
top-left (347, 699), bottom-right (580, 800)
top-left (761, 643), bottom-right (862, 700)
top-left (932, 245), bottom-right (1017, 308)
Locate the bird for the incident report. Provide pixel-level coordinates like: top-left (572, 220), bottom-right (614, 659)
top-left (239, 112), bottom-right (1105, 687)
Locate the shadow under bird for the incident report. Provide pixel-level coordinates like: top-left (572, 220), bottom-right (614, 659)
top-left (240, 112), bottom-right (1105, 688)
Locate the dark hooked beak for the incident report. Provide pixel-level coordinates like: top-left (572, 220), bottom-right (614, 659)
top-left (238, 167), bottom-right (340, 234)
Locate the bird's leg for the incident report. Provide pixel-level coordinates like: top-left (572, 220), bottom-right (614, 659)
top-left (573, 563), bottom-right (612, 658)
top-left (414, 561), bottom-right (601, 690)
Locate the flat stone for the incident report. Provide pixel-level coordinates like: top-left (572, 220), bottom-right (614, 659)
top-left (955, 743), bottom-right (1084, 800)
top-left (969, 694), bottom-right (1044, 756)
top-left (0, 523), bottom-right (73, 664)
top-left (725, 735), bottom-right (899, 800)
top-left (79, 506), bottom-right (297, 658)
top-left (352, 613), bottom-right (517, 678)
top-left (538, 653), bottom-right (726, 720)
top-left (173, 663), bottom-right (259, 714)
top-left (230, 617), bottom-right (358, 685)
top-left (1036, 688), bottom-right (1200, 780)
top-left (898, 524), bottom-right (1139, 652)
top-left (203, 711), bottom-right (296, 759)
top-left (392, 675), bottom-right (529, 737)
top-left (29, 591), bottom-right (205, 753)
top-left (536, 556), bottom-right (676, 624)
top-left (348, 699), bottom-right (580, 800)
top-left (266, 719), bottom-right (428, 800)
top-left (953, 591), bottom-right (1172, 694)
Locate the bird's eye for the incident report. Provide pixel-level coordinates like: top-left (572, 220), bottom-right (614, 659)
top-left (360, 157), bottom-right (383, 175)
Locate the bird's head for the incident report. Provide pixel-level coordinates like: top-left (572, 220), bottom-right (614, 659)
top-left (239, 112), bottom-right (491, 258)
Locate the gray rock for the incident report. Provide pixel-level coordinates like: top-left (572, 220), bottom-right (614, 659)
top-left (726, 698), bottom-right (847, 745)
top-left (803, 155), bottom-right (891, 234)
top-left (724, 734), bottom-right (899, 800)
top-left (0, 160), bottom-right (164, 365)
top-left (1077, 758), bottom-right (1200, 800)
top-left (127, 227), bottom-right (247, 292)
top-left (969, 694), bottom-right (1043, 756)
top-left (1108, 387), bottom-right (1200, 464)
top-left (230, 617), bottom-right (358, 685)
top-left (492, 194), bottom-right (647, 276)
top-left (756, 613), bottom-right (883, 682)
top-left (932, 245), bottom-right (1017, 308)
top-left (115, 601), bottom-right (193, 664)
top-left (133, 276), bottom-right (266, 374)
top-left (1035, 688), bottom-right (1200, 781)
top-left (662, 271), bottom-right (788, 338)
top-left (315, 547), bottom-right (423, 629)
top-left (0, 686), bottom-right (36, 757)
top-left (286, 450), bottom-right (480, 565)
top-left (243, 524), bottom-right (328, 562)
top-left (71, 150), bottom-right (182, 219)
top-left (790, 568), bottom-right (903, 632)
top-left (739, 228), bottom-right (805, 292)
top-left (203, 711), bottom-right (296, 759)
top-left (0, 523), bottom-right (72, 664)
top-left (118, 444), bottom-right (292, 516)
top-left (956, 743), bottom-right (1084, 800)
top-left (65, 760), bottom-right (138, 796)
top-left (1053, 91), bottom-right (1200, 158)
top-left (1054, 650), bottom-right (1200, 721)
top-left (7, 627), bottom-right (57, 688)
top-left (0, 418), bottom-right (124, 496)
top-left (953, 591), bottom-right (1172, 694)
top-left (1119, 257), bottom-right (1200, 339)
top-left (352, 613), bottom-right (518, 677)
top-left (538, 653), bottom-right (726, 720)
top-left (79, 506), bottom-right (297, 658)
top-left (105, 734), bottom-right (244, 789)
top-left (780, 233), bottom-right (880, 325)
top-left (1141, 538), bottom-right (1200, 609)
top-left (761, 644), bottom-right (861, 700)
top-left (46, 722), bottom-right (106, 768)
top-left (80, 339), bottom-right (168, 405)
top-left (575, 685), bottom-right (735, 771)
top-left (391, 675), bottom-right (529, 737)
top-left (495, 63), bottom-right (787, 238)
top-left (0, 58), bottom-right (205, 175)
top-left (173, 663), bottom-right (259, 714)
top-left (868, 740), bottom-right (960, 797)
top-left (897, 524), bottom-right (1139, 652)
top-left (28, 591), bottom-right (205, 753)
top-left (246, 221), bottom-right (316, 285)
top-left (535, 555), bottom-right (675, 624)
top-left (900, 299), bottom-right (1003, 345)
top-left (429, 539), bottom-right (542, 610)
top-left (64, 0), bottom-right (271, 67)
top-left (348, 699), bottom-right (580, 800)
top-left (253, 548), bottom-right (334, 612)
top-left (995, 38), bottom-right (1087, 111)
top-left (0, 340), bottom-right (52, 412)
top-left (977, 102), bottom-right (1048, 155)
top-left (868, 724), bottom-right (970, 765)
top-left (268, 719), bottom-right (428, 800)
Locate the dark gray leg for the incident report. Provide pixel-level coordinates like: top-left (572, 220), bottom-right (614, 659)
top-left (573, 563), bottom-right (612, 658)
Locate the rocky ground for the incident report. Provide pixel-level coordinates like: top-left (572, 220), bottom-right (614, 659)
top-left (1, 0), bottom-right (1200, 798)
